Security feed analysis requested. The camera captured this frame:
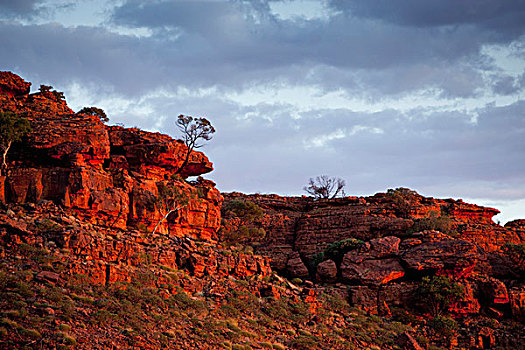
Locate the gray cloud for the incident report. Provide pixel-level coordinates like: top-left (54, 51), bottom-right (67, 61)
top-left (330, 0), bottom-right (525, 40)
top-left (105, 84), bottom-right (524, 200)
top-left (112, 0), bottom-right (492, 69)
top-left (2, 0), bottom-right (520, 102)
top-left (490, 74), bottom-right (519, 95)
top-left (0, 0), bottom-right (41, 16)
top-left (0, 22), bottom-right (177, 95)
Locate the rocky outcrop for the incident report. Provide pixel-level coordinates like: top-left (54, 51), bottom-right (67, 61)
top-left (399, 231), bottom-right (483, 277)
top-left (285, 251), bottom-right (309, 279)
top-left (341, 236), bottom-right (405, 285)
top-left (223, 192), bottom-right (524, 321)
top-left (0, 71), bottom-right (31, 97)
top-left (316, 259), bottom-right (337, 283)
top-left (0, 71), bottom-right (220, 239)
top-left (225, 191), bottom-right (522, 275)
top-left (0, 202), bottom-right (272, 287)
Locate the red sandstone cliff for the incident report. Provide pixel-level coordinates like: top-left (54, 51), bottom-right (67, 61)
top-left (0, 71), bottom-right (219, 239)
top-left (223, 191), bottom-right (525, 319)
top-left (224, 191), bottom-right (523, 272)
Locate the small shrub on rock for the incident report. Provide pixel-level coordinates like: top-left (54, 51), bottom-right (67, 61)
top-left (409, 211), bottom-right (456, 236)
top-left (221, 199), bottom-right (266, 246)
top-left (428, 316), bottom-right (458, 337)
top-left (417, 275), bottom-right (464, 317)
top-left (312, 238), bottom-right (363, 267)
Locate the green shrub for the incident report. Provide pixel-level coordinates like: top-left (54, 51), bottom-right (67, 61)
top-left (417, 275), bottom-right (464, 317)
top-left (409, 212), bottom-right (456, 236)
top-left (0, 318), bottom-right (18, 328)
top-left (298, 329), bottom-right (312, 336)
top-left (227, 320), bottom-right (242, 333)
top-left (312, 238), bottom-right (363, 267)
top-left (239, 330), bottom-right (256, 338)
top-left (60, 332), bottom-right (77, 346)
top-left (20, 328), bottom-right (42, 339)
top-left (32, 218), bottom-right (62, 234)
top-left (221, 199), bottom-right (266, 245)
top-left (428, 316), bottom-right (458, 337)
top-left (322, 292), bottom-right (352, 315)
top-left (386, 188), bottom-right (419, 218)
top-left (286, 329), bottom-right (296, 336)
top-left (169, 292), bottom-right (207, 315)
top-left (293, 335), bottom-right (319, 350)
top-left (77, 106), bottom-right (108, 123)
top-left (58, 324), bottom-right (71, 332)
top-left (220, 341), bottom-right (232, 349)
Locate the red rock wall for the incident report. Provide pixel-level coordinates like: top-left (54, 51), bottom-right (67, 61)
top-left (0, 71), bottom-right (221, 240)
top-left (224, 191), bottom-right (523, 275)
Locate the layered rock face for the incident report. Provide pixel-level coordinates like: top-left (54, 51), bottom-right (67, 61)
top-left (224, 191), bottom-right (524, 318)
top-left (0, 71), bottom-right (219, 239)
top-left (225, 191), bottom-right (522, 273)
top-left (0, 204), bottom-right (271, 288)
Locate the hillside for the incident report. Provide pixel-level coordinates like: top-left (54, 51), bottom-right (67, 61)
top-left (0, 71), bottom-right (524, 349)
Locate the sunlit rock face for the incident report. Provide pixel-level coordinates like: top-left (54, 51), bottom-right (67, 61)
top-left (224, 190), bottom-right (524, 316)
top-left (0, 71), bottom-right (220, 238)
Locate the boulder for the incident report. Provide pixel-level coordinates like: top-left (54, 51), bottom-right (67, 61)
top-left (286, 252), bottom-right (309, 279)
top-left (0, 71), bottom-right (31, 96)
top-left (316, 259), bottom-right (337, 283)
top-left (400, 231), bottom-right (483, 276)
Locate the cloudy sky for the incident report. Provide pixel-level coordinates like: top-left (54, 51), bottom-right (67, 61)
top-left (1, 0), bottom-right (524, 222)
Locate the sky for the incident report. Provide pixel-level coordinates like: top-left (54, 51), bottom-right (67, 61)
top-left (1, 0), bottom-right (524, 223)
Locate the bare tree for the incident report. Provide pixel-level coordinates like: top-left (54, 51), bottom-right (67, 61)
top-left (151, 181), bottom-right (190, 234)
top-left (175, 114), bottom-right (215, 176)
top-left (0, 111), bottom-right (31, 175)
top-left (304, 175), bottom-right (346, 199)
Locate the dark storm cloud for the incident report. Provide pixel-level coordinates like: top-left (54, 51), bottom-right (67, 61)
top-left (330, 0), bottom-right (525, 40)
top-left (113, 0), bottom-right (249, 34)
top-left (111, 0), bottom-right (488, 69)
top-left (103, 0), bottom-right (524, 100)
top-left (0, 0), bottom-right (41, 16)
top-left (0, 22), bottom-right (167, 95)
top-left (2, 0), bottom-right (519, 101)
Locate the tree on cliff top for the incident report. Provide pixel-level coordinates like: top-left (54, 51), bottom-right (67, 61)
top-left (175, 115), bottom-right (215, 176)
top-left (0, 111), bottom-right (31, 175)
top-left (303, 175), bottom-right (346, 199)
top-left (38, 85), bottom-right (65, 101)
top-left (77, 106), bottom-right (109, 123)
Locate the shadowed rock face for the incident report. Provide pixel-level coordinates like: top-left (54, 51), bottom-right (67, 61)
top-left (0, 71), bottom-right (219, 239)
